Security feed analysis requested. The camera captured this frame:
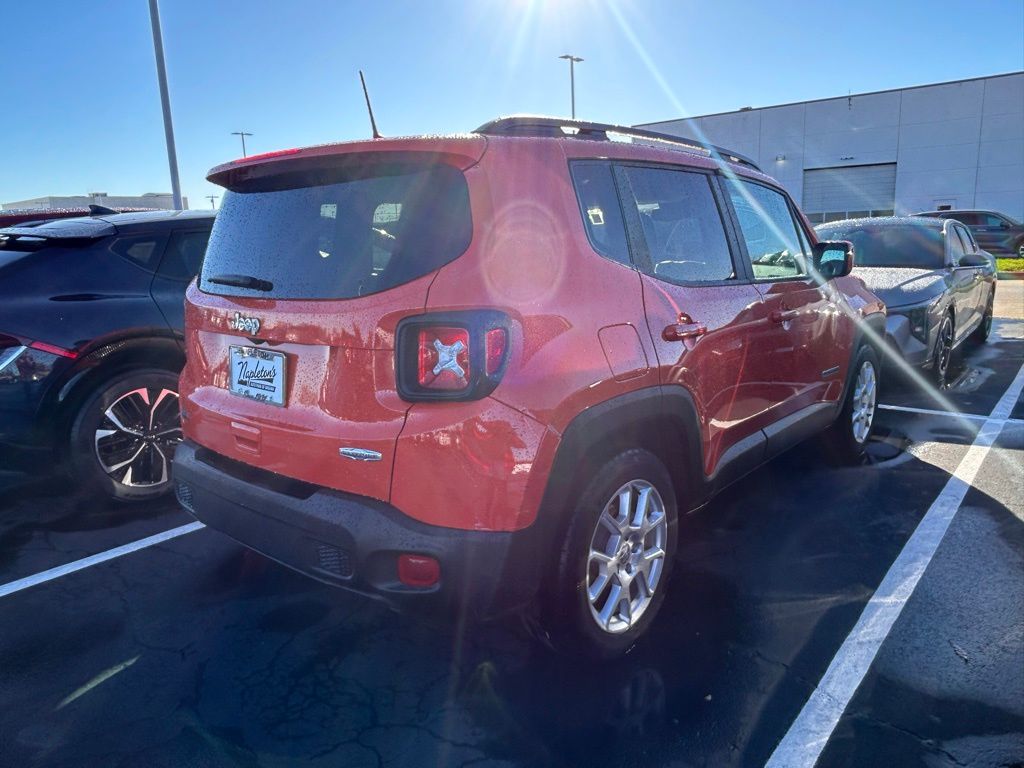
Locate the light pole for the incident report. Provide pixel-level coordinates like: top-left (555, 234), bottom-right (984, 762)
top-left (147, 0), bottom-right (182, 211)
top-left (558, 54), bottom-right (583, 119)
top-left (206, 195), bottom-right (218, 209)
top-left (231, 131), bottom-right (253, 157)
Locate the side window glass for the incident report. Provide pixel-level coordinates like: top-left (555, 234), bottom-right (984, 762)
top-left (620, 166), bottom-right (735, 283)
top-left (570, 163), bottom-right (631, 265)
top-left (957, 226), bottom-right (976, 252)
top-left (980, 214), bottom-right (1003, 227)
top-left (160, 230), bottom-right (211, 281)
top-left (725, 179), bottom-right (809, 280)
top-left (948, 226), bottom-right (967, 265)
top-left (110, 234), bottom-right (166, 272)
top-left (792, 210), bottom-right (814, 255)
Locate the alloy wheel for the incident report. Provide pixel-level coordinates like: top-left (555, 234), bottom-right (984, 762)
top-left (94, 387), bottom-right (182, 487)
top-left (586, 480), bottom-right (668, 634)
top-left (851, 360), bottom-right (877, 444)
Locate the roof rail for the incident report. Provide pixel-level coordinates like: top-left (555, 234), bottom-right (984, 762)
top-left (473, 116), bottom-right (762, 171)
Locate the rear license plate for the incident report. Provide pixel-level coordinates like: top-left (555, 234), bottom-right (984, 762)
top-left (228, 346), bottom-right (287, 407)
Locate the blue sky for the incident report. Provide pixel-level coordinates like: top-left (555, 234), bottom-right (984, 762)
top-left (2, 0), bottom-right (1022, 209)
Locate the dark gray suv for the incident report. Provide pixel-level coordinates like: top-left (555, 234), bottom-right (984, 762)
top-left (915, 209), bottom-right (1024, 258)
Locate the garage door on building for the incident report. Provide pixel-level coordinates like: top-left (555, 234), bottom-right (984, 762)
top-left (802, 164), bottom-right (896, 223)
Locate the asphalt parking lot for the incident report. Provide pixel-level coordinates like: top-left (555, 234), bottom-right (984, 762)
top-left (1, 283), bottom-right (1021, 768)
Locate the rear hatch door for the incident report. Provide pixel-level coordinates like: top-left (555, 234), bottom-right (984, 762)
top-left (185, 143), bottom-right (483, 501)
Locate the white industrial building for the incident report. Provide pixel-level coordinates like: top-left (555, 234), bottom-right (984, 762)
top-left (2, 191), bottom-right (187, 211)
top-left (637, 72), bottom-right (1024, 223)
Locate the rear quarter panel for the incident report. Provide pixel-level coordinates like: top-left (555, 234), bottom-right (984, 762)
top-left (391, 139), bottom-right (661, 530)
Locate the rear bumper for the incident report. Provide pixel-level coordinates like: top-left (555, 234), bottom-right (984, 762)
top-left (172, 440), bottom-right (543, 618)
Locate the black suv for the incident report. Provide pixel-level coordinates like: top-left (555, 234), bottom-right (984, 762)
top-left (0, 210), bottom-right (214, 500)
top-left (915, 209), bottom-right (1024, 258)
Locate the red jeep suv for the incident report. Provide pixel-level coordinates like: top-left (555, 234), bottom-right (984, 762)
top-left (173, 117), bottom-right (885, 658)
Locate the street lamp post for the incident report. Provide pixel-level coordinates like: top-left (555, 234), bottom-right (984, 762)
top-left (231, 131), bottom-right (253, 157)
top-left (558, 54), bottom-right (584, 119)
top-left (206, 195), bottom-right (218, 210)
top-left (147, 0), bottom-right (183, 211)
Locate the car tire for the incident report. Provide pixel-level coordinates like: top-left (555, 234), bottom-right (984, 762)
top-left (68, 368), bottom-right (183, 502)
top-left (970, 288), bottom-right (995, 346)
top-left (932, 313), bottom-right (956, 388)
top-left (543, 449), bottom-right (678, 660)
top-left (823, 346), bottom-right (880, 464)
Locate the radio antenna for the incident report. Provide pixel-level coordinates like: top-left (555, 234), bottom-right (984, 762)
top-left (359, 70), bottom-right (381, 139)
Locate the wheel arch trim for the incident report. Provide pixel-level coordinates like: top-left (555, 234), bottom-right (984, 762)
top-left (536, 386), bottom-right (704, 531)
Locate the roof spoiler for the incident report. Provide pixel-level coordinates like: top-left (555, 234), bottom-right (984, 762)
top-left (474, 116), bottom-right (761, 171)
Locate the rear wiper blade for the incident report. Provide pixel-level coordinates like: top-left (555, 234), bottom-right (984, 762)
top-left (207, 273), bottom-right (274, 291)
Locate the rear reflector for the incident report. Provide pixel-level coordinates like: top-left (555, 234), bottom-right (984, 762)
top-left (417, 327), bottom-right (471, 390)
top-left (397, 554), bottom-right (440, 588)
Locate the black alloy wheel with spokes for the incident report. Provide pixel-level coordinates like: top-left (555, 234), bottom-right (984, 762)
top-left (69, 368), bottom-right (183, 502)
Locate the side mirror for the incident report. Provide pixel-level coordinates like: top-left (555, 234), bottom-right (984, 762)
top-left (813, 240), bottom-right (854, 279)
top-left (960, 251), bottom-right (990, 267)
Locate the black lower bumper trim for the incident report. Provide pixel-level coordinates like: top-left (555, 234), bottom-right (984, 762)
top-left (172, 441), bottom-right (541, 618)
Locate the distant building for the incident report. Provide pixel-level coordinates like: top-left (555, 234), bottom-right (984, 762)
top-left (636, 72), bottom-right (1024, 222)
top-left (2, 192), bottom-right (187, 211)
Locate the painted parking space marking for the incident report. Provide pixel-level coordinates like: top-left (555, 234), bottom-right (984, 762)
top-left (0, 521), bottom-right (205, 600)
top-left (766, 360), bottom-right (1024, 768)
top-left (878, 402), bottom-right (1024, 425)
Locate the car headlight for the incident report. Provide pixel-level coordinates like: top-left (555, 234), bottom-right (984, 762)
top-left (906, 306), bottom-right (929, 343)
top-left (901, 297), bottom-right (940, 344)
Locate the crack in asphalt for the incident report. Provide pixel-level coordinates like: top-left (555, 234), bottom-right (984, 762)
top-left (850, 711), bottom-right (970, 767)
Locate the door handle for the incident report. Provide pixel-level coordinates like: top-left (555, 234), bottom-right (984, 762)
top-left (662, 322), bottom-right (707, 342)
top-left (770, 309), bottom-right (800, 323)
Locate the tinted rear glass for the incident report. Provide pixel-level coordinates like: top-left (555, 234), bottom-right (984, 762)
top-left (200, 163), bottom-right (471, 299)
top-left (817, 224), bottom-right (945, 269)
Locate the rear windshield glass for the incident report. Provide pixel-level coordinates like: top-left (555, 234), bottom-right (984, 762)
top-left (200, 163), bottom-right (472, 299)
top-left (816, 224), bottom-right (945, 269)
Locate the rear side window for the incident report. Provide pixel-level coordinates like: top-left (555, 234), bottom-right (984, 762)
top-left (201, 163), bottom-right (472, 299)
top-left (620, 166), bottom-right (735, 283)
top-left (159, 230), bottom-right (210, 281)
top-left (111, 235), bottom-right (167, 272)
top-left (569, 163), bottom-right (631, 265)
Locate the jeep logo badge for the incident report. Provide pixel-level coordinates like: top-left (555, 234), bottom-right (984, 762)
top-left (229, 312), bottom-right (261, 336)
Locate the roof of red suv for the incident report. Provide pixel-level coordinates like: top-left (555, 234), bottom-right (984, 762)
top-left (207, 117), bottom-right (770, 189)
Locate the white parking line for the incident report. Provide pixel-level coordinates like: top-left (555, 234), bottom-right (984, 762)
top-left (878, 402), bottom-right (1024, 425)
top-left (0, 521), bottom-right (205, 599)
top-left (766, 361), bottom-right (1024, 768)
